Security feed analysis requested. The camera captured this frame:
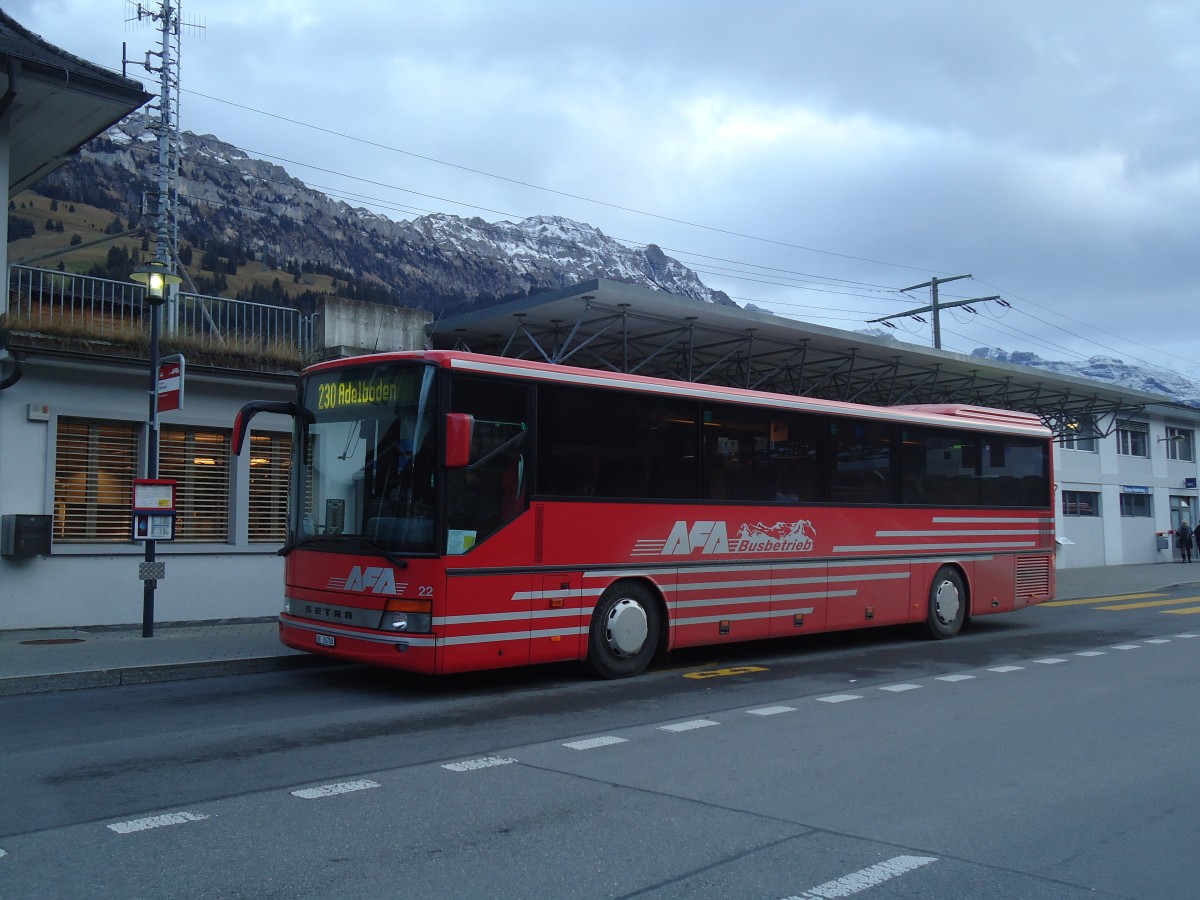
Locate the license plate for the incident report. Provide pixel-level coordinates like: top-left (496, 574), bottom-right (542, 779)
top-left (315, 633), bottom-right (335, 648)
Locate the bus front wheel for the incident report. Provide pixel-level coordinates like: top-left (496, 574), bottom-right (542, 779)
top-left (925, 567), bottom-right (966, 639)
top-left (587, 582), bottom-right (661, 679)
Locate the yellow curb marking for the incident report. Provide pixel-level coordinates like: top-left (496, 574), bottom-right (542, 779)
top-left (1099, 597), bottom-right (1200, 610)
top-left (1042, 593), bottom-right (1163, 607)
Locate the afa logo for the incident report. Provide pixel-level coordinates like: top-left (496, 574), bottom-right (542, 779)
top-left (663, 520), bottom-right (730, 555)
top-left (327, 566), bottom-right (401, 595)
top-left (655, 519), bottom-right (816, 556)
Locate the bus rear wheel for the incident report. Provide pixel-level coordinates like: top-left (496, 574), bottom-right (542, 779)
top-left (925, 567), bottom-right (966, 639)
top-left (587, 582), bottom-right (660, 679)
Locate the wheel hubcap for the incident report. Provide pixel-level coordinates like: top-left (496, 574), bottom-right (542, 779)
top-left (934, 579), bottom-right (961, 625)
top-left (605, 598), bottom-right (648, 656)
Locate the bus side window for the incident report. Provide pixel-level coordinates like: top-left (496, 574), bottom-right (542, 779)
top-left (830, 418), bottom-right (893, 504)
top-left (447, 374), bottom-right (530, 547)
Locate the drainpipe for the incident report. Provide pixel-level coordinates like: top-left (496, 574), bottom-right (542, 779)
top-left (0, 56), bottom-right (19, 118)
top-left (0, 57), bottom-right (20, 388)
top-left (0, 328), bottom-right (22, 390)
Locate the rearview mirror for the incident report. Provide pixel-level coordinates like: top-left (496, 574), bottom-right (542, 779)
top-left (445, 412), bottom-right (474, 468)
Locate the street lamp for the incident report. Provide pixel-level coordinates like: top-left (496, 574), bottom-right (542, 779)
top-left (130, 260), bottom-right (182, 637)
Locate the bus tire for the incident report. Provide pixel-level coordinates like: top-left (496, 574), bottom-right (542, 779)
top-left (587, 582), bottom-right (661, 679)
top-left (925, 566), bottom-right (966, 639)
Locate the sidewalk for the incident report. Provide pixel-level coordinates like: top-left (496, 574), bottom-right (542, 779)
top-left (0, 618), bottom-right (322, 697)
top-left (3, 562), bottom-right (1199, 697)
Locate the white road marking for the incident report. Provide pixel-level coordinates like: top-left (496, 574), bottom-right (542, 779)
top-left (107, 812), bottom-right (209, 834)
top-left (1176, 633), bottom-right (1199, 638)
top-left (564, 736), bottom-right (627, 750)
top-left (659, 719), bottom-right (718, 732)
top-left (450, 638), bottom-right (1181, 778)
top-left (783, 854), bottom-right (938, 899)
top-left (291, 780), bottom-right (381, 799)
top-left (441, 756), bottom-right (517, 772)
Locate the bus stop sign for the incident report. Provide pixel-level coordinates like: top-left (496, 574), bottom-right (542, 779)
top-left (158, 355), bottom-right (185, 413)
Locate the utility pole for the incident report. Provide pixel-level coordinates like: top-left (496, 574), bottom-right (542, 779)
top-left (869, 274), bottom-right (1001, 350)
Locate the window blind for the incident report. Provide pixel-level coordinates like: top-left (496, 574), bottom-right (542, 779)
top-left (53, 418), bottom-right (140, 543)
top-left (248, 432), bottom-right (291, 542)
top-left (160, 426), bottom-right (230, 542)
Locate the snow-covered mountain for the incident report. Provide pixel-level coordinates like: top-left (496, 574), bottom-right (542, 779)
top-left (969, 348), bottom-right (1200, 409)
top-left (52, 115), bottom-right (735, 313)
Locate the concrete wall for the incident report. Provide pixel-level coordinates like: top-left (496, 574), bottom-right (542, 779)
top-left (317, 296), bottom-right (433, 358)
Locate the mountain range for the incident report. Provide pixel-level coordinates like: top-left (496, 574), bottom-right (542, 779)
top-left (18, 113), bottom-right (1200, 407)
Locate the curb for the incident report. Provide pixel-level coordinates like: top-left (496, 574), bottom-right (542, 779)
top-left (0, 654), bottom-right (327, 698)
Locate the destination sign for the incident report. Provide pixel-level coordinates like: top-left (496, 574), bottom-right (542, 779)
top-left (315, 378), bottom-right (402, 411)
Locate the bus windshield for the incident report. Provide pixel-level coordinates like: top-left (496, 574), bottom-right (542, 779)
top-left (298, 362), bottom-right (438, 553)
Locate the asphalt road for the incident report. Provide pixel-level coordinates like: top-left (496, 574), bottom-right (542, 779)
top-left (1, 591), bottom-right (1197, 899)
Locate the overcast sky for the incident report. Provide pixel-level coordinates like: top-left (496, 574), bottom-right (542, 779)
top-left (10, 1), bottom-right (1200, 377)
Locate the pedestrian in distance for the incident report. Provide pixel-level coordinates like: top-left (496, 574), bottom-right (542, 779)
top-left (1193, 521), bottom-right (1200, 559)
top-left (1177, 521), bottom-right (1194, 562)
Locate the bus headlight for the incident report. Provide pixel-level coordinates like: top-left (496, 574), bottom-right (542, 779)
top-left (380, 599), bottom-right (433, 634)
top-left (381, 612), bottom-right (432, 632)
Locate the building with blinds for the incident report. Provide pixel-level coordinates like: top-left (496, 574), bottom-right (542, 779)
top-left (0, 286), bottom-right (430, 631)
top-left (0, 347), bottom-right (298, 629)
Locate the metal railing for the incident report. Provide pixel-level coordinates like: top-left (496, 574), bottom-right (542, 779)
top-left (5, 265), bottom-right (315, 356)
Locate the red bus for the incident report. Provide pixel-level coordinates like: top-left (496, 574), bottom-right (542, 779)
top-left (234, 350), bottom-right (1054, 678)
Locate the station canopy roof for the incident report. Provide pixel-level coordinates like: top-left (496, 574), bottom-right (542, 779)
top-left (428, 278), bottom-right (1169, 439)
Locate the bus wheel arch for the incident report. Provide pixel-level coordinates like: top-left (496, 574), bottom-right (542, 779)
top-left (925, 564), bottom-right (969, 639)
top-left (586, 579), bottom-right (666, 679)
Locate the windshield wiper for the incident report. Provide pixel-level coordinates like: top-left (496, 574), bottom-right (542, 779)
top-left (277, 534), bottom-right (409, 569)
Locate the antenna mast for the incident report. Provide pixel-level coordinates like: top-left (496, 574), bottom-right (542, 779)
top-left (125, 1), bottom-right (203, 283)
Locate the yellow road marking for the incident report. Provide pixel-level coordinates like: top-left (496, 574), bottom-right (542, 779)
top-left (1099, 597), bottom-right (1200, 610)
top-left (683, 665), bottom-right (768, 679)
top-left (1041, 593), bottom-right (1164, 607)
top-left (1163, 606), bottom-right (1200, 615)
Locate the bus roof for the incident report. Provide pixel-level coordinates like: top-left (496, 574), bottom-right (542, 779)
top-left (306, 350), bottom-right (1052, 437)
